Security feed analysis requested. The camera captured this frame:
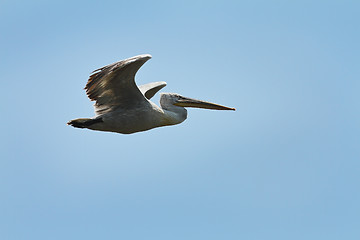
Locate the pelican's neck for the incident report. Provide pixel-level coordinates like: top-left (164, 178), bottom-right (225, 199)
top-left (160, 104), bottom-right (188, 126)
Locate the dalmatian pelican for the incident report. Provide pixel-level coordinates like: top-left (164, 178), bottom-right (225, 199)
top-left (67, 54), bottom-right (235, 134)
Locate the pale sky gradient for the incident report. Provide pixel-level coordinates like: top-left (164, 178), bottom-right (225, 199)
top-left (1, 0), bottom-right (359, 239)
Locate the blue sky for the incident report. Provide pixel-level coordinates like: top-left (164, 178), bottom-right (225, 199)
top-left (1, 0), bottom-right (359, 239)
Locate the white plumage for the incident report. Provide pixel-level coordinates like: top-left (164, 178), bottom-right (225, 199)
top-left (68, 54), bottom-right (235, 134)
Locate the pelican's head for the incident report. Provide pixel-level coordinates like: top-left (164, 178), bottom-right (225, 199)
top-left (160, 93), bottom-right (235, 111)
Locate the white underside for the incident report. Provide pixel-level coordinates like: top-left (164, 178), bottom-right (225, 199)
top-left (88, 101), bottom-right (186, 134)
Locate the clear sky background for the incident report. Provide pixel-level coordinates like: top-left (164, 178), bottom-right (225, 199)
top-left (1, 0), bottom-right (359, 239)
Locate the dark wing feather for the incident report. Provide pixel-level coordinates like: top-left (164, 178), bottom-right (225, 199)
top-left (85, 54), bottom-right (152, 114)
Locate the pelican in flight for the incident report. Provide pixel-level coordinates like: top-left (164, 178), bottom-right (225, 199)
top-left (67, 54), bottom-right (235, 134)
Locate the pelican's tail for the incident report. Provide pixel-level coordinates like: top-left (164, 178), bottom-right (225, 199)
top-left (67, 118), bottom-right (103, 128)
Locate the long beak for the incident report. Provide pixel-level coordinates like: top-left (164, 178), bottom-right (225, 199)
top-left (174, 96), bottom-right (235, 111)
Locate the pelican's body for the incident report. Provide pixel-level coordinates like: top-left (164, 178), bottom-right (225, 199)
top-left (85, 99), bottom-right (186, 134)
top-left (68, 54), bottom-right (235, 134)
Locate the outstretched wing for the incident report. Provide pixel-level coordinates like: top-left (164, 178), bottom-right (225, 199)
top-left (85, 54), bottom-right (151, 115)
top-left (139, 81), bottom-right (167, 99)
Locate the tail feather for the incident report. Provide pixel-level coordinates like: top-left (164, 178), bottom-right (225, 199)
top-left (67, 118), bottom-right (103, 128)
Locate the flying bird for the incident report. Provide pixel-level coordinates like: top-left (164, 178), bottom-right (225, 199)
top-left (67, 54), bottom-right (235, 134)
